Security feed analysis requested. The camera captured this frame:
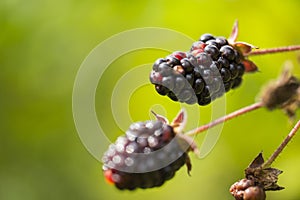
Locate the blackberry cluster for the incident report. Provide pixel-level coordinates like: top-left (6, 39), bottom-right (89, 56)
top-left (150, 33), bottom-right (245, 105)
top-left (102, 120), bottom-right (190, 190)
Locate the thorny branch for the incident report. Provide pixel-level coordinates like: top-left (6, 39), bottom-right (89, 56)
top-left (246, 45), bottom-right (300, 56)
top-left (185, 102), bottom-right (263, 136)
top-left (263, 118), bottom-right (300, 168)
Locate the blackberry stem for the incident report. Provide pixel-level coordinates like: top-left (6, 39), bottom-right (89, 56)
top-left (262, 119), bottom-right (300, 168)
top-left (185, 102), bottom-right (263, 136)
top-left (246, 45), bottom-right (300, 56)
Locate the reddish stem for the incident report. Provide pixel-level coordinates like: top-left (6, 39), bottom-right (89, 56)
top-left (263, 119), bottom-right (300, 168)
top-left (246, 45), bottom-right (300, 56)
top-left (185, 102), bottom-right (263, 136)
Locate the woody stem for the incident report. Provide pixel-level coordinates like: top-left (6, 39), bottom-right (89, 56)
top-left (185, 102), bottom-right (264, 136)
top-left (262, 119), bottom-right (300, 168)
top-left (246, 45), bottom-right (300, 56)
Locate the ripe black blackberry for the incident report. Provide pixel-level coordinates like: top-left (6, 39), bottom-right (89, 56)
top-left (102, 110), bottom-right (198, 190)
top-left (149, 21), bottom-right (257, 105)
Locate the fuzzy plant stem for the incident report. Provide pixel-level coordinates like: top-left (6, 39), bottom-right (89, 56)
top-left (246, 45), bottom-right (300, 56)
top-left (262, 119), bottom-right (300, 168)
top-left (185, 102), bottom-right (264, 136)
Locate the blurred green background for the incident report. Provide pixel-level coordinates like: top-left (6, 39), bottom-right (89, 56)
top-left (1, 0), bottom-right (300, 199)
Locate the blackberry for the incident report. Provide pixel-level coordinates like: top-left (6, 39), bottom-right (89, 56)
top-left (150, 40), bottom-right (244, 105)
top-left (230, 153), bottom-right (284, 200)
top-left (149, 21), bottom-right (257, 106)
top-left (102, 110), bottom-right (197, 190)
top-left (230, 179), bottom-right (266, 200)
